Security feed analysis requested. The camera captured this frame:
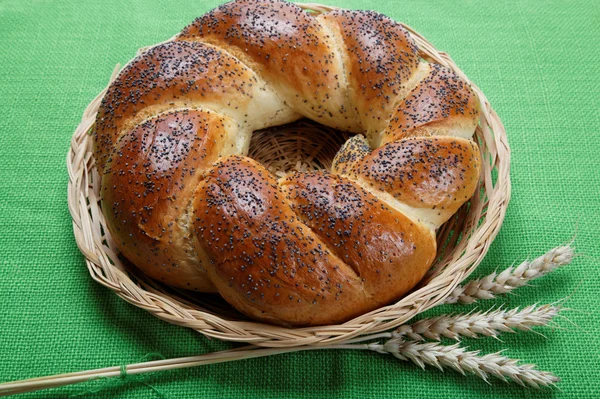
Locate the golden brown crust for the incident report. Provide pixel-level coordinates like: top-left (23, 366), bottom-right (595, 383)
top-left (192, 156), bottom-right (370, 326)
top-left (94, 40), bottom-right (280, 173)
top-left (101, 109), bottom-right (235, 292)
top-left (348, 136), bottom-right (482, 219)
top-left (281, 172), bottom-right (436, 304)
top-left (95, 0), bottom-right (484, 325)
top-left (320, 10), bottom-right (420, 135)
top-left (383, 64), bottom-right (481, 144)
top-left (331, 134), bottom-right (370, 176)
top-left (177, 0), bottom-right (356, 130)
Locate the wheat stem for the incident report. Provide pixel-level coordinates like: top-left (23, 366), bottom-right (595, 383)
top-left (0, 245), bottom-right (573, 395)
top-left (0, 335), bottom-right (560, 396)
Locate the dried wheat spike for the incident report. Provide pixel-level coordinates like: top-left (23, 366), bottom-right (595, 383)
top-left (383, 339), bottom-right (559, 388)
top-left (445, 245), bottom-right (574, 304)
top-left (394, 304), bottom-right (560, 341)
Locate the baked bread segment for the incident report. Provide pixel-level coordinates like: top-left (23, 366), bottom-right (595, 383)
top-left (346, 136), bottom-right (482, 229)
top-left (281, 171), bottom-right (436, 305)
top-left (178, 0), bottom-right (357, 131)
top-left (331, 134), bottom-right (370, 176)
top-left (383, 64), bottom-right (481, 144)
top-left (192, 156), bottom-right (369, 326)
top-left (94, 40), bottom-right (295, 173)
top-left (319, 10), bottom-right (424, 140)
top-left (101, 109), bottom-right (236, 292)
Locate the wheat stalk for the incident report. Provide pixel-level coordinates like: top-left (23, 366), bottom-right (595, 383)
top-left (0, 246), bottom-right (570, 395)
top-left (445, 245), bottom-right (574, 304)
top-left (382, 339), bottom-right (559, 388)
top-left (393, 304), bottom-right (561, 341)
top-left (0, 334), bottom-right (560, 396)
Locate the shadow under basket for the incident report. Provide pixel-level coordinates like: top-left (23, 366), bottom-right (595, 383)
top-left (67, 3), bottom-right (511, 348)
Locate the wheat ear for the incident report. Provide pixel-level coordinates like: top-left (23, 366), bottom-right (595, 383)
top-left (393, 304), bottom-right (560, 341)
top-left (382, 339), bottom-right (559, 388)
top-left (445, 245), bottom-right (574, 304)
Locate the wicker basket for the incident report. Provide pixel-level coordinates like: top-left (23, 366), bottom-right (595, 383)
top-left (67, 3), bottom-right (510, 348)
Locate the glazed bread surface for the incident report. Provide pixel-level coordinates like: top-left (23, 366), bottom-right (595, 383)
top-left (94, 0), bottom-right (481, 326)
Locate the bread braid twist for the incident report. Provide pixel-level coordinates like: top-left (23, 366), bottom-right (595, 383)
top-left (94, 0), bottom-right (481, 326)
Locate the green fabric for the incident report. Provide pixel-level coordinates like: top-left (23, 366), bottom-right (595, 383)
top-left (0, 0), bottom-right (598, 397)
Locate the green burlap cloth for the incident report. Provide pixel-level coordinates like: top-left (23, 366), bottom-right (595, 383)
top-left (1, 0), bottom-right (598, 397)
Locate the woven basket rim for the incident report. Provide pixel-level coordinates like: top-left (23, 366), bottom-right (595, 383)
top-left (66, 2), bottom-right (511, 348)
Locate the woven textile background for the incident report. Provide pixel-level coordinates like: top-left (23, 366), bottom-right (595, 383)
top-left (1, 0), bottom-right (599, 397)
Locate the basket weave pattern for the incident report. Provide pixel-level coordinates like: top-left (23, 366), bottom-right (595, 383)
top-left (67, 3), bottom-right (510, 348)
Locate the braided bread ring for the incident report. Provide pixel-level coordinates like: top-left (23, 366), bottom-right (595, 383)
top-left (95, 0), bottom-right (481, 326)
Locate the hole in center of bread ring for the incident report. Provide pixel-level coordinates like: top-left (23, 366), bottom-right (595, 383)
top-left (247, 119), bottom-right (352, 178)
